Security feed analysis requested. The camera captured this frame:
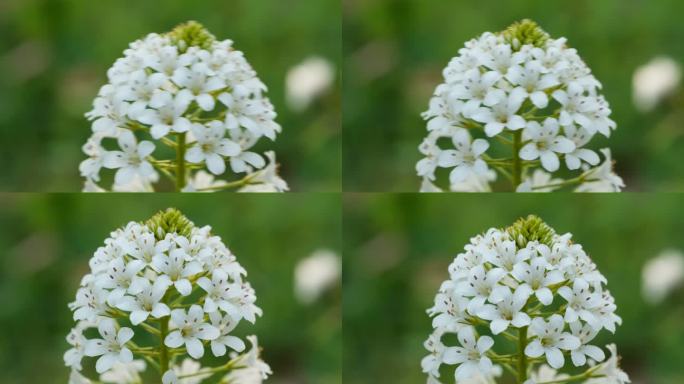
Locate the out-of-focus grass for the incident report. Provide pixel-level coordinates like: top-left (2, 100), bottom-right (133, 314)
top-left (343, 193), bottom-right (684, 384)
top-left (0, 0), bottom-right (340, 191)
top-left (0, 193), bottom-right (341, 384)
top-left (343, 0), bottom-right (684, 191)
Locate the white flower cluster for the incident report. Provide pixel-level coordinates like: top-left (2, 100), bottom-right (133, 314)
top-left (79, 21), bottom-right (287, 192)
top-left (64, 208), bottom-right (271, 383)
top-left (422, 216), bottom-right (629, 384)
top-left (418, 20), bottom-right (624, 192)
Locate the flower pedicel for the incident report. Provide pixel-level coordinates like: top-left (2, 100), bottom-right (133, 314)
top-left (423, 215), bottom-right (629, 384)
top-left (418, 20), bottom-right (624, 192)
top-left (80, 21), bottom-right (287, 192)
top-left (64, 208), bottom-right (271, 383)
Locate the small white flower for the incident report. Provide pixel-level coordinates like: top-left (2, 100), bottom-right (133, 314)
top-left (477, 285), bottom-right (532, 334)
top-left (151, 248), bottom-right (202, 296)
top-left (294, 249), bottom-right (341, 304)
top-left (285, 56), bottom-right (335, 111)
top-left (165, 305), bottom-right (220, 359)
top-left (632, 56), bottom-right (681, 112)
top-left (568, 321), bottom-right (605, 366)
top-left (222, 335), bottom-right (272, 384)
top-left (238, 151), bottom-right (289, 192)
top-left (584, 344), bottom-right (630, 384)
top-left (641, 249), bottom-right (684, 304)
top-left (173, 65), bottom-right (225, 111)
top-left (575, 149), bottom-right (625, 192)
top-left (185, 122), bottom-right (241, 175)
top-left (558, 278), bottom-right (601, 326)
top-left (139, 92), bottom-right (192, 139)
top-left (116, 277), bottom-right (172, 325)
top-left (100, 360), bottom-right (145, 384)
top-left (437, 129), bottom-right (490, 184)
top-left (512, 257), bottom-right (564, 305)
top-left (507, 62), bottom-right (559, 108)
top-left (525, 315), bottom-right (580, 369)
top-left (458, 265), bottom-right (506, 312)
top-left (520, 118), bottom-right (576, 172)
top-left (84, 318), bottom-right (135, 374)
top-left (103, 130), bottom-right (157, 185)
top-left (471, 88), bottom-right (527, 136)
top-left (443, 327), bottom-right (495, 381)
top-left (209, 311), bottom-right (246, 357)
top-left (97, 258), bottom-right (147, 305)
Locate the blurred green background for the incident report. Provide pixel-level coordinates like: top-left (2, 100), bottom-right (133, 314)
top-left (343, 0), bottom-right (684, 191)
top-left (343, 193), bottom-right (684, 383)
top-left (0, 193), bottom-right (341, 383)
top-left (0, 0), bottom-right (340, 191)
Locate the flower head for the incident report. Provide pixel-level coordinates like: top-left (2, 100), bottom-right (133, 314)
top-left (80, 21), bottom-right (285, 192)
top-left (419, 20), bottom-right (622, 192)
top-left (424, 215), bottom-right (627, 382)
top-left (65, 208), bottom-right (269, 382)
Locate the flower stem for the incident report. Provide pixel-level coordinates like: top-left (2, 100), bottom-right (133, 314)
top-left (517, 326), bottom-right (528, 384)
top-left (175, 132), bottom-right (187, 191)
top-left (159, 315), bottom-right (170, 380)
top-left (512, 130), bottom-right (523, 190)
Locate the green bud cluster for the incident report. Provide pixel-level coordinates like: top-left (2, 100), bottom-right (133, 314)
top-left (501, 19), bottom-right (550, 50)
top-left (168, 20), bottom-right (216, 52)
top-left (506, 214), bottom-right (555, 248)
top-left (145, 208), bottom-right (194, 240)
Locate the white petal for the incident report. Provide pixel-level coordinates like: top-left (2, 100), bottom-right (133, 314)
top-left (130, 310), bottom-right (149, 325)
top-left (195, 324), bottom-right (220, 340)
top-left (540, 152), bottom-right (560, 172)
top-left (546, 348), bottom-right (564, 369)
top-left (536, 287), bottom-right (554, 305)
top-left (150, 124), bottom-right (171, 139)
top-left (211, 340), bottom-right (227, 357)
top-left (551, 137), bottom-right (576, 154)
top-left (185, 337), bottom-right (204, 359)
top-left (525, 340), bottom-right (544, 357)
top-left (95, 353), bottom-right (117, 374)
top-left (151, 303), bottom-right (170, 318)
top-left (491, 319), bottom-right (510, 335)
top-left (185, 147), bottom-right (205, 164)
top-left (175, 279), bottom-right (192, 296)
top-left (471, 139), bottom-right (489, 157)
top-left (449, 165), bottom-right (471, 184)
top-left (205, 153), bottom-right (226, 175)
top-left (216, 139), bottom-right (241, 157)
top-left (530, 91), bottom-right (548, 108)
top-left (519, 144), bottom-right (539, 161)
top-left (196, 94), bottom-right (215, 111)
top-left (164, 331), bottom-right (184, 348)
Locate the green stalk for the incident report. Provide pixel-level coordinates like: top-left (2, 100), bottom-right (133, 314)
top-left (512, 130), bottom-right (523, 190)
top-left (175, 132), bottom-right (187, 191)
top-left (159, 315), bottom-right (170, 380)
top-left (518, 326), bottom-right (528, 384)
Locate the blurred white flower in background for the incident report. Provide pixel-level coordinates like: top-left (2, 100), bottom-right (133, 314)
top-left (632, 56), bottom-right (681, 112)
top-left (286, 56), bottom-right (335, 112)
top-left (642, 249), bottom-right (684, 304)
top-left (294, 249), bottom-right (341, 304)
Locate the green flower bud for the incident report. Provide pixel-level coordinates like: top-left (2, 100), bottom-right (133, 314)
top-left (168, 20), bottom-right (216, 52)
top-left (501, 19), bottom-right (550, 51)
top-left (145, 208), bottom-right (194, 240)
top-left (506, 214), bottom-right (555, 248)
